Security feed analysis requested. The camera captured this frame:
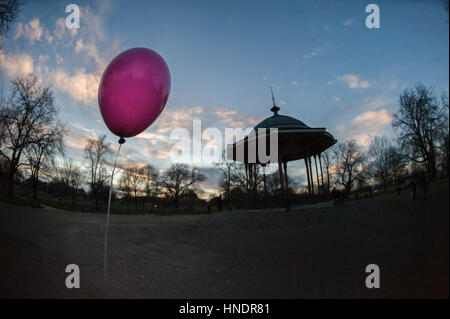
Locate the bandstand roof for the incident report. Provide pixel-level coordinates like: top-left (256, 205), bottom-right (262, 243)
top-left (227, 102), bottom-right (337, 163)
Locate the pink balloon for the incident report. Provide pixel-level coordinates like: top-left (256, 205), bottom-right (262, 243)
top-left (98, 47), bottom-right (171, 138)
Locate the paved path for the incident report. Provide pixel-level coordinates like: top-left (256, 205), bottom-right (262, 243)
top-left (0, 180), bottom-right (448, 298)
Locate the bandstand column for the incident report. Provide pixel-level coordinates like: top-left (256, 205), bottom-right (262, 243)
top-left (245, 163), bottom-right (249, 192)
top-left (283, 161), bottom-right (288, 190)
top-left (304, 157), bottom-right (311, 195)
top-left (318, 153), bottom-right (325, 194)
top-left (314, 155), bottom-right (320, 195)
top-left (253, 164), bottom-right (258, 197)
top-left (309, 157), bottom-right (315, 196)
top-left (251, 164), bottom-right (255, 195)
top-left (278, 161), bottom-right (285, 191)
top-left (262, 165), bottom-right (267, 199)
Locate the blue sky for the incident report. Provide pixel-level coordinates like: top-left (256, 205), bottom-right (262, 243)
top-left (0, 0), bottom-right (448, 196)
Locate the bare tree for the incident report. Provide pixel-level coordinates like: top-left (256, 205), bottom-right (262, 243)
top-left (392, 84), bottom-right (449, 179)
top-left (0, 0), bottom-right (22, 51)
top-left (437, 95), bottom-right (450, 175)
top-left (320, 149), bottom-right (333, 193)
top-left (333, 140), bottom-right (367, 194)
top-left (141, 164), bottom-right (158, 208)
top-left (0, 75), bottom-right (60, 198)
top-left (215, 151), bottom-right (236, 208)
top-left (52, 158), bottom-right (81, 204)
top-left (121, 165), bottom-right (144, 209)
top-left (230, 163), bottom-right (253, 196)
top-left (161, 163), bottom-right (205, 209)
top-left (368, 136), bottom-right (393, 191)
top-left (25, 122), bottom-right (65, 199)
top-left (119, 171), bottom-right (132, 210)
top-left (68, 162), bottom-right (83, 207)
top-left (264, 169), bottom-right (297, 196)
top-left (265, 171), bottom-right (280, 196)
top-left (438, 132), bottom-right (449, 174)
top-left (386, 145), bottom-right (407, 184)
top-left (84, 135), bottom-right (112, 208)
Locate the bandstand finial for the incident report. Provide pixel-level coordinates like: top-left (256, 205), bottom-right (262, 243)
top-left (270, 86), bottom-right (280, 116)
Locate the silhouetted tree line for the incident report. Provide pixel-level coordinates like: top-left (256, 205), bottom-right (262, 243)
top-left (0, 75), bottom-right (448, 211)
top-left (0, 75), bottom-right (208, 213)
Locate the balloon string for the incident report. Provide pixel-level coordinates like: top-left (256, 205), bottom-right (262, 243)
top-left (104, 142), bottom-right (123, 281)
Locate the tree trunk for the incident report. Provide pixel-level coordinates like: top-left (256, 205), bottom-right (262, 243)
top-left (7, 167), bottom-right (16, 199)
top-left (226, 185), bottom-right (230, 209)
top-left (326, 167), bottom-right (330, 194)
top-left (32, 177), bottom-right (38, 200)
top-left (428, 143), bottom-right (437, 179)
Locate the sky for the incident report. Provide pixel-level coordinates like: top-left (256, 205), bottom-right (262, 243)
top-left (0, 0), bottom-right (448, 197)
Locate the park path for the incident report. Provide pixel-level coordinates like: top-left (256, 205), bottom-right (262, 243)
top-left (0, 179), bottom-right (448, 298)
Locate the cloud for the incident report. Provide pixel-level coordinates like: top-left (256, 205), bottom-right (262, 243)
top-left (136, 131), bottom-right (170, 142)
top-left (153, 106), bottom-right (204, 133)
top-left (347, 95), bottom-right (395, 111)
top-left (132, 105), bottom-right (263, 164)
top-left (365, 96), bottom-right (394, 109)
top-left (52, 69), bottom-right (101, 104)
top-left (385, 81), bottom-right (398, 91)
top-left (343, 19), bottom-right (355, 27)
top-left (334, 96), bottom-right (340, 102)
top-left (53, 18), bottom-right (65, 40)
top-left (71, 122), bottom-right (98, 136)
top-left (352, 109), bottom-right (391, 127)
top-left (215, 108), bottom-right (246, 128)
top-left (291, 80), bottom-right (299, 87)
top-left (0, 52), bottom-right (34, 77)
top-left (335, 109), bottom-right (392, 146)
top-left (215, 108), bottom-right (237, 119)
top-left (56, 53), bottom-right (64, 64)
top-left (303, 51), bottom-right (317, 59)
top-left (53, 17), bottom-right (77, 40)
top-left (15, 18), bottom-right (43, 43)
top-left (75, 38), bottom-right (105, 70)
top-left (81, 5), bottom-right (107, 42)
top-left (41, 4), bottom-right (116, 105)
top-left (141, 137), bottom-right (175, 160)
top-left (214, 107), bottom-right (261, 128)
top-left (45, 31), bottom-right (53, 44)
top-left (35, 54), bottom-right (50, 74)
top-left (65, 128), bottom-right (90, 150)
top-left (303, 47), bottom-right (324, 59)
top-left (337, 74), bottom-right (370, 89)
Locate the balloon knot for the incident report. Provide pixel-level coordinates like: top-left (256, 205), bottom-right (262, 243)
top-left (118, 137), bottom-right (126, 144)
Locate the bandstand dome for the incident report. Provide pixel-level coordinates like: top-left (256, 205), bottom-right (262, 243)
top-left (228, 104), bottom-right (336, 163)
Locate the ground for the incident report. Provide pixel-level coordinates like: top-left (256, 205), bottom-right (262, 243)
top-left (0, 180), bottom-right (448, 298)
